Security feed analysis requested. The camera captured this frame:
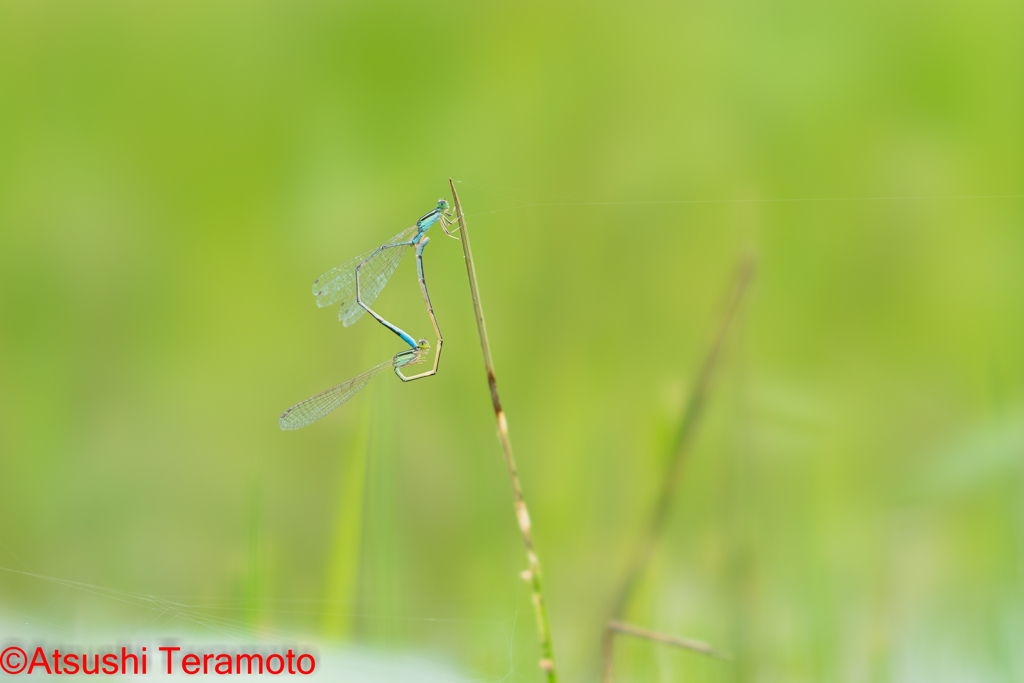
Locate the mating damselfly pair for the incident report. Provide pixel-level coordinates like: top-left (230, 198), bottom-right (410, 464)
top-left (279, 198), bottom-right (460, 430)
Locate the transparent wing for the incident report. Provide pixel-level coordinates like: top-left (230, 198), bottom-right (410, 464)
top-left (312, 225), bottom-right (418, 327)
top-left (278, 360), bottom-right (392, 431)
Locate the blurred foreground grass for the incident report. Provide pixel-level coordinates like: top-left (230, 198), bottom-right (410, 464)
top-left (1, 1), bottom-right (1023, 681)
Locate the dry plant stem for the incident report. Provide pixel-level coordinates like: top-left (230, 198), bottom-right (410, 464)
top-left (602, 257), bottom-right (755, 682)
top-left (449, 178), bottom-right (558, 682)
top-left (607, 620), bottom-right (731, 660)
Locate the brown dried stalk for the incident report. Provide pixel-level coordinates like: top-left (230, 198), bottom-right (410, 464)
top-left (449, 178), bottom-right (558, 682)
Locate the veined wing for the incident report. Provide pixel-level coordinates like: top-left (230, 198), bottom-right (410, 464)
top-left (312, 225), bottom-right (418, 327)
top-left (279, 359), bottom-right (393, 431)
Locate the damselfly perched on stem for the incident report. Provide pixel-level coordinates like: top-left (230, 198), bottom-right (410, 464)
top-left (279, 198), bottom-right (457, 430)
top-left (312, 199), bottom-right (458, 351)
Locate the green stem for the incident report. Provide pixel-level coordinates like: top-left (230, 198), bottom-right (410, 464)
top-left (602, 257), bottom-right (754, 682)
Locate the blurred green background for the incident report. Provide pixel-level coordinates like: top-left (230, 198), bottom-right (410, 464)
top-left (1, 0), bottom-right (1023, 680)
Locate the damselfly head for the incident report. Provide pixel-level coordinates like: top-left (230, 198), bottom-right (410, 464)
top-left (437, 199), bottom-right (449, 211)
top-left (417, 338), bottom-right (430, 350)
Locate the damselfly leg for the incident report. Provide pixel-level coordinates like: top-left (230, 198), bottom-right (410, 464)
top-left (438, 209), bottom-right (461, 239)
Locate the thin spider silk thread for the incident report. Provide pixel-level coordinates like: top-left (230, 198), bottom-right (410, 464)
top-left (0, 565), bottom-right (518, 645)
top-left (454, 179), bottom-right (1024, 218)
